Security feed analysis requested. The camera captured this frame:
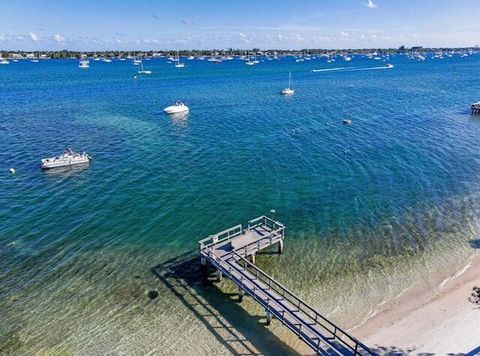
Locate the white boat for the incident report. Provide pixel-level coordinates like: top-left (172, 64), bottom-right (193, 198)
top-left (209, 57), bottom-right (222, 64)
top-left (79, 59), bottom-right (90, 69)
top-left (30, 59), bottom-right (39, 63)
top-left (386, 63), bottom-right (394, 68)
top-left (281, 72), bottom-right (295, 95)
top-left (102, 58), bottom-right (112, 63)
top-left (137, 57), bottom-right (151, 74)
top-left (41, 148), bottom-right (91, 169)
top-left (164, 101), bottom-right (189, 114)
top-left (187, 55), bottom-right (195, 60)
top-left (132, 53), bottom-right (142, 65)
top-left (0, 59), bottom-right (9, 65)
top-left (175, 52), bottom-right (185, 68)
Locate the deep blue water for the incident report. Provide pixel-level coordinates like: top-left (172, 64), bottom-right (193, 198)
top-left (1, 53), bottom-right (480, 353)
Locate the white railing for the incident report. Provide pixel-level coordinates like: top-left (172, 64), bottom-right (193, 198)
top-left (198, 224), bottom-right (242, 252)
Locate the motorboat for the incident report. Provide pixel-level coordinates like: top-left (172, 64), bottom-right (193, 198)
top-left (0, 58), bottom-right (9, 65)
top-left (386, 63), bottom-right (394, 69)
top-left (41, 148), bottom-right (92, 169)
top-left (79, 59), bottom-right (89, 69)
top-left (281, 72), bottom-right (294, 95)
top-left (164, 101), bottom-right (189, 114)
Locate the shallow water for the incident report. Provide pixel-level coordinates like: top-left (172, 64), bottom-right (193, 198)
top-left (1, 54), bottom-right (480, 354)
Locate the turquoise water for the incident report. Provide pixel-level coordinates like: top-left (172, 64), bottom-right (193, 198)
top-left (1, 54), bottom-right (480, 354)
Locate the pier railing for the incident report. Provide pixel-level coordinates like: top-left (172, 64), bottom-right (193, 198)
top-left (248, 215), bottom-right (284, 231)
top-left (233, 251), bottom-right (374, 355)
top-left (198, 216), bottom-right (284, 255)
top-left (233, 226), bottom-right (284, 258)
top-left (198, 224), bottom-right (242, 252)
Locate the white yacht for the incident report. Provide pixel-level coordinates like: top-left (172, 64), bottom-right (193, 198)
top-left (41, 148), bottom-right (92, 169)
top-left (164, 101), bottom-right (189, 114)
top-left (137, 57), bottom-right (151, 74)
top-left (79, 59), bottom-right (90, 69)
top-left (0, 58), bottom-right (9, 65)
top-left (281, 72), bottom-right (294, 95)
top-left (386, 63), bottom-right (394, 69)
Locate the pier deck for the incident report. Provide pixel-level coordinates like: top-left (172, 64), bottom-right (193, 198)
top-left (199, 216), bottom-right (374, 355)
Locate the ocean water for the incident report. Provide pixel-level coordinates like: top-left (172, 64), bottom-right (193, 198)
top-left (1, 54), bottom-right (480, 354)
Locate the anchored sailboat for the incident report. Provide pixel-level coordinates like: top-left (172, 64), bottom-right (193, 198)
top-left (137, 57), bottom-right (152, 74)
top-left (281, 72), bottom-right (294, 95)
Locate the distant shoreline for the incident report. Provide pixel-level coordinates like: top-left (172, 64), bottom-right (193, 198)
top-left (1, 46), bottom-right (479, 59)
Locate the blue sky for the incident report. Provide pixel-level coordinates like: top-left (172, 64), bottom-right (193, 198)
top-left (1, 0), bottom-right (480, 50)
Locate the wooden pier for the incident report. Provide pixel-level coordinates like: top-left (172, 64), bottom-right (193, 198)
top-left (471, 102), bottom-right (480, 115)
top-left (198, 216), bottom-right (374, 355)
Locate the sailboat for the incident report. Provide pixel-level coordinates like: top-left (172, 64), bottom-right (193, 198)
top-left (175, 51), bottom-right (185, 68)
top-left (245, 53), bottom-right (257, 66)
top-left (137, 57), bottom-right (151, 74)
top-left (281, 72), bottom-right (294, 95)
top-left (132, 52), bottom-right (141, 65)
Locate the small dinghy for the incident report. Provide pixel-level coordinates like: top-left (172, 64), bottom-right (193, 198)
top-left (164, 101), bottom-right (189, 115)
top-left (41, 148), bottom-right (92, 169)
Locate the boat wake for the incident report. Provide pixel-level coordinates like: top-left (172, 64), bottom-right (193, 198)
top-left (312, 64), bottom-right (394, 73)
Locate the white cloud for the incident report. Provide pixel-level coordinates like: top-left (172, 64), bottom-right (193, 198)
top-left (53, 34), bottom-right (65, 42)
top-left (238, 32), bottom-right (251, 43)
top-left (340, 31), bottom-right (350, 38)
top-left (29, 32), bottom-right (39, 41)
top-left (366, 0), bottom-right (378, 9)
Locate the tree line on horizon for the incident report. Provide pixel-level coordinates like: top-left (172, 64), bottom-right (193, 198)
top-left (1, 46), bottom-right (479, 59)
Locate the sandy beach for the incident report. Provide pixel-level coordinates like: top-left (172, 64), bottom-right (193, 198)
top-left (355, 252), bottom-right (480, 355)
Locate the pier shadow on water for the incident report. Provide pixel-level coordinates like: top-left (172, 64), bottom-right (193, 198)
top-left (151, 251), bottom-right (299, 356)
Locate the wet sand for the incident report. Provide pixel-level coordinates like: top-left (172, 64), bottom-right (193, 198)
top-left (355, 253), bottom-right (480, 354)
